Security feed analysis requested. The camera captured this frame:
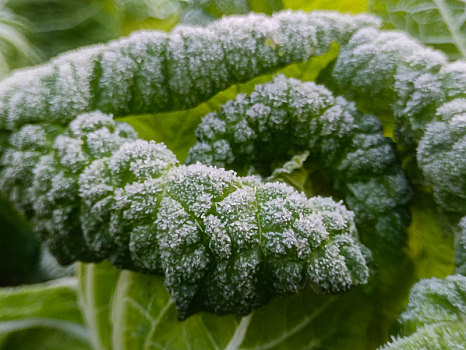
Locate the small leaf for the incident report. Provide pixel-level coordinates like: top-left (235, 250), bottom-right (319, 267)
top-left (266, 151), bottom-right (310, 191)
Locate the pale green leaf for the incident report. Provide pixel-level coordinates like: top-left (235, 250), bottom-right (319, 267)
top-left (369, 0), bottom-right (466, 59)
top-left (77, 261), bottom-right (119, 350)
top-left (407, 189), bottom-right (455, 279)
top-left (283, 0), bottom-right (367, 13)
top-left (78, 260), bottom-right (415, 350)
top-left (0, 278), bottom-right (91, 350)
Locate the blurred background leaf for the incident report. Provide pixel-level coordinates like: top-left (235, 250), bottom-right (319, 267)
top-left (0, 278), bottom-right (91, 350)
top-left (0, 0), bottom-right (38, 79)
top-left (369, 0), bottom-right (466, 60)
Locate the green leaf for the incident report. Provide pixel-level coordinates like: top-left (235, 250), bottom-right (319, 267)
top-left (119, 44), bottom-right (339, 162)
top-left (77, 261), bottom-right (119, 350)
top-left (0, 194), bottom-right (40, 286)
top-left (0, 278), bottom-right (91, 350)
top-left (407, 188), bottom-right (455, 279)
top-left (283, 0), bottom-right (367, 13)
top-left (369, 0), bottom-right (466, 59)
top-left (380, 274), bottom-right (466, 350)
top-left (266, 151), bottom-right (310, 191)
top-left (78, 259), bottom-right (415, 350)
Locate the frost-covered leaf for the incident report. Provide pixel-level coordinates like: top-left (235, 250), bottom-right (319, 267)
top-left (380, 274), bottom-right (466, 350)
top-left (1, 110), bottom-right (370, 320)
top-left (187, 76), bottom-right (412, 254)
top-left (455, 217), bottom-right (466, 275)
top-left (328, 25), bottom-right (466, 214)
top-left (369, 0), bottom-right (466, 59)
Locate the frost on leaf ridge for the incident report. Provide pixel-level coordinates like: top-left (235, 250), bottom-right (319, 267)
top-left (0, 10), bottom-right (379, 131)
top-left (380, 275), bottom-right (466, 350)
top-left (187, 76), bottom-right (412, 251)
top-left (0, 111), bottom-right (370, 319)
top-left (330, 27), bottom-right (466, 213)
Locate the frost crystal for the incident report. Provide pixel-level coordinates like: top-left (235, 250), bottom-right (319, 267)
top-left (187, 77), bottom-right (411, 250)
top-left (0, 11), bottom-right (383, 319)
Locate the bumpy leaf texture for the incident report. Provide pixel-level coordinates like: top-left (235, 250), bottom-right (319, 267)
top-left (0, 10), bottom-right (378, 131)
top-left (0, 10), bottom-right (381, 319)
top-left (187, 76), bottom-right (412, 253)
top-left (380, 275), bottom-right (466, 350)
top-left (4, 112), bottom-right (370, 319)
top-left (328, 27), bottom-right (466, 214)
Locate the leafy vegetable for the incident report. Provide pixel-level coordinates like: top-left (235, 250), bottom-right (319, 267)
top-left (0, 7), bottom-right (464, 350)
top-left (4, 111), bottom-right (371, 319)
top-left (327, 26), bottom-right (466, 214)
top-left (187, 76), bottom-right (412, 253)
top-left (0, 10), bottom-right (378, 133)
top-left (380, 275), bottom-right (466, 349)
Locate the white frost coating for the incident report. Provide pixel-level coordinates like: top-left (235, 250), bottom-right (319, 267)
top-left (439, 60), bottom-right (466, 99)
top-left (117, 31), bottom-right (168, 110)
top-left (114, 179), bottom-right (164, 221)
top-left (0, 10), bottom-right (379, 131)
top-left (170, 25), bottom-right (229, 106)
top-left (211, 13), bottom-right (279, 81)
top-left (98, 49), bottom-right (138, 114)
top-left (157, 196), bottom-right (202, 250)
top-left (216, 186), bottom-right (259, 252)
top-left (69, 111), bottom-right (114, 135)
top-left (9, 125), bottom-right (48, 150)
top-left (6, 66), bottom-right (54, 129)
top-left (0, 9), bottom-right (383, 316)
top-left (435, 98), bottom-right (466, 121)
top-left (418, 98), bottom-right (466, 211)
top-left (204, 214), bottom-right (231, 258)
top-left (164, 163), bottom-right (235, 218)
top-left (54, 136), bottom-right (87, 172)
top-left (195, 113), bottom-right (226, 143)
top-left (49, 48), bottom-right (101, 122)
top-left (308, 237), bottom-right (353, 292)
top-left (108, 140), bottom-right (178, 181)
top-left (79, 158), bottom-right (114, 203)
